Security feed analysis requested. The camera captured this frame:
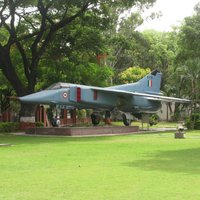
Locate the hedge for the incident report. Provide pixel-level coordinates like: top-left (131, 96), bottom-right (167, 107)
top-left (0, 122), bottom-right (20, 133)
top-left (0, 122), bottom-right (44, 133)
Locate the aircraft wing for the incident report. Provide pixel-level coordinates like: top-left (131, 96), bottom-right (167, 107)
top-left (134, 93), bottom-right (191, 103)
top-left (89, 87), bottom-right (190, 103)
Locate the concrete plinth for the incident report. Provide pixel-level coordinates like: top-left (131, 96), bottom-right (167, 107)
top-left (174, 132), bottom-right (185, 139)
top-left (25, 126), bottom-right (139, 136)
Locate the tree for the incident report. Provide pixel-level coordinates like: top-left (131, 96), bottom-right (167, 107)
top-left (141, 30), bottom-right (177, 71)
top-left (170, 59), bottom-right (200, 117)
top-left (173, 3), bottom-right (200, 116)
top-left (118, 66), bottom-right (150, 84)
top-left (176, 3), bottom-right (200, 63)
top-left (35, 10), bottom-right (114, 89)
top-left (0, 74), bottom-right (13, 114)
top-left (0, 0), bottom-right (156, 121)
top-left (107, 12), bottom-right (144, 71)
top-left (106, 24), bottom-right (178, 86)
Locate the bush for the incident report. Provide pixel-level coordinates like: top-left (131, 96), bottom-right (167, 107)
top-left (0, 122), bottom-right (20, 133)
top-left (76, 110), bottom-right (86, 119)
top-left (35, 122), bottom-right (44, 127)
top-left (185, 113), bottom-right (200, 130)
top-left (149, 114), bottom-right (159, 126)
top-left (194, 120), bottom-right (200, 130)
top-left (185, 118), bottom-right (193, 129)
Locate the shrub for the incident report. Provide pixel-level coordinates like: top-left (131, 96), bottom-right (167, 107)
top-left (149, 114), bottom-right (159, 126)
top-left (35, 122), bottom-right (44, 127)
top-left (0, 122), bottom-right (20, 133)
top-left (76, 110), bottom-right (86, 119)
top-left (185, 118), bottom-right (193, 129)
top-left (194, 120), bottom-right (200, 130)
top-left (185, 113), bottom-right (200, 130)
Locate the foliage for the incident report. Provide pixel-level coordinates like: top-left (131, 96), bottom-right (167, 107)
top-left (149, 114), bottom-right (159, 126)
top-left (107, 13), bottom-right (145, 71)
top-left (195, 121), bottom-right (200, 130)
top-left (141, 30), bottom-right (177, 71)
top-left (177, 5), bottom-right (200, 62)
top-left (0, 122), bottom-right (20, 133)
top-left (169, 7), bottom-right (200, 115)
top-left (46, 107), bottom-right (54, 122)
top-left (186, 113), bottom-right (200, 130)
top-left (137, 30), bottom-right (178, 90)
top-left (106, 22), bottom-right (181, 95)
top-left (0, 0), bottom-right (156, 97)
top-left (0, 89), bottom-right (12, 113)
top-left (37, 61), bottom-right (113, 89)
top-left (0, 71), bottom-right (15, 113)
top-left (0, 0), bottom-right (157, 118)
top-left (118, 66), bottom-right (150, 84)
top-left (76, 110), bottom-right (87, 119)
top-left (35, 122), bottom-right (44, 127)
top-left (1, 0), bottom-right (198, 122)
top-left (108, 27), bottom-right (178, 87)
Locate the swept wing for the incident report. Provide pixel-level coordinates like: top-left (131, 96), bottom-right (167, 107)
top-left (88, 86), bottom-right (190, 103)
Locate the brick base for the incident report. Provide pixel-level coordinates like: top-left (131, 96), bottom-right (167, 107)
top-left (20, 122), bottom-right (36, 130)
top-left (26, 126), bottom-right (139, 136)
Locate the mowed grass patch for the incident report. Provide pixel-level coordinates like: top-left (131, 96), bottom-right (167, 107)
top-left (1, 131), bottom-right (200, 200)
top-left (113, 121), bottom-right (178, 128)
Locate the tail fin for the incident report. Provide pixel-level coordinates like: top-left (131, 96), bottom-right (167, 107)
top-left (138, 69), bottom-right (162, 94)
top-left (108, 69), bottom-right (162, 94)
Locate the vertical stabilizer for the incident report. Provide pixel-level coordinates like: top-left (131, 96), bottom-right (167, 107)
top-left (138, 69), bottom-right (162, 94)
top-left (107, 69), bottom-right (162, 94)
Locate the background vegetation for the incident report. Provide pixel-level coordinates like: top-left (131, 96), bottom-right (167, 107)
top-left (0, 0), bottom-right (199, 120)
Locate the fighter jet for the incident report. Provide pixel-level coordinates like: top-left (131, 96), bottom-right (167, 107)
top-left (19, 70), bottom-right (190, 126)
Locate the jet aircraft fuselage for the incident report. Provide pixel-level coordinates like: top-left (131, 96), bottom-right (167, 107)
top-left (20, 70), bottom-right (190, 126)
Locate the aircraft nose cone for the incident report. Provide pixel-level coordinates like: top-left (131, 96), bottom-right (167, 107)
top-left (19, 90), bottom-right (54, 104)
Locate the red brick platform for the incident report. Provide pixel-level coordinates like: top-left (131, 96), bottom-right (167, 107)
top-left (25, 126), bottom-right (139, 136)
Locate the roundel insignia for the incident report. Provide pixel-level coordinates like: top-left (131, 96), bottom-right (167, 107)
top-left (62, 92), bottom-right (68, 99)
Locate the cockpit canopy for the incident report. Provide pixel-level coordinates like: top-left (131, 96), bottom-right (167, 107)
top-left (47, 82), bottom-right (70, 90)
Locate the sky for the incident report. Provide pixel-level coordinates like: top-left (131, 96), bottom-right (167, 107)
top-left (138, 0), bottom-right (200, 31)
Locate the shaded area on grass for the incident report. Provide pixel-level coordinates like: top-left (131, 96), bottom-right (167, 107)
top-left (0, 134), bottom-right (118, 146)
top-left (125, 147), bottom-right (200, 175)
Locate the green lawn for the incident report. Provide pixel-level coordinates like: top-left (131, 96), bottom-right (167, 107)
top-left (113, 121), bottom-right (178, 128)
top-left (1, 131), bottom-right (200, 200)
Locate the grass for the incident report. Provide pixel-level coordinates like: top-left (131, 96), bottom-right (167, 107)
top-left (113, 121), bottom-right (178, 128)
top-left (1, 130), bottom-right (200, 200)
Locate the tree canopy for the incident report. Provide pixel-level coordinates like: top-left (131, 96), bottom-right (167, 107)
top-left (0, 0), bottom-right (156, 97)
top-left (0, 0), bottom-right (199, 120)
top-left (118, 66), bottom-right (150, 84)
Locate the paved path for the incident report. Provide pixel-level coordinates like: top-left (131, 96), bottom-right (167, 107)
top-left (11, 127), bottom-right (177, 137)
top-left (141, 127), bottom-right (176, 132)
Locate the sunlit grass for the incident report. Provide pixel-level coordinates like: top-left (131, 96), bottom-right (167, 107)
top-left (1, 130), bottom-right (200, 200)
top-left (112, 120), bottom-right (177, 128)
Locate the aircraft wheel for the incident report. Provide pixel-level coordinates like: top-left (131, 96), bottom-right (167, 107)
top-left (122, 114), bottom-right (132, 126)
top-left (91, 113), bottom-right (101, 126)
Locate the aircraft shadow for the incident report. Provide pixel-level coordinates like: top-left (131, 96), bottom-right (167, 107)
top-left (124, 148), bottom-right (200, 175)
